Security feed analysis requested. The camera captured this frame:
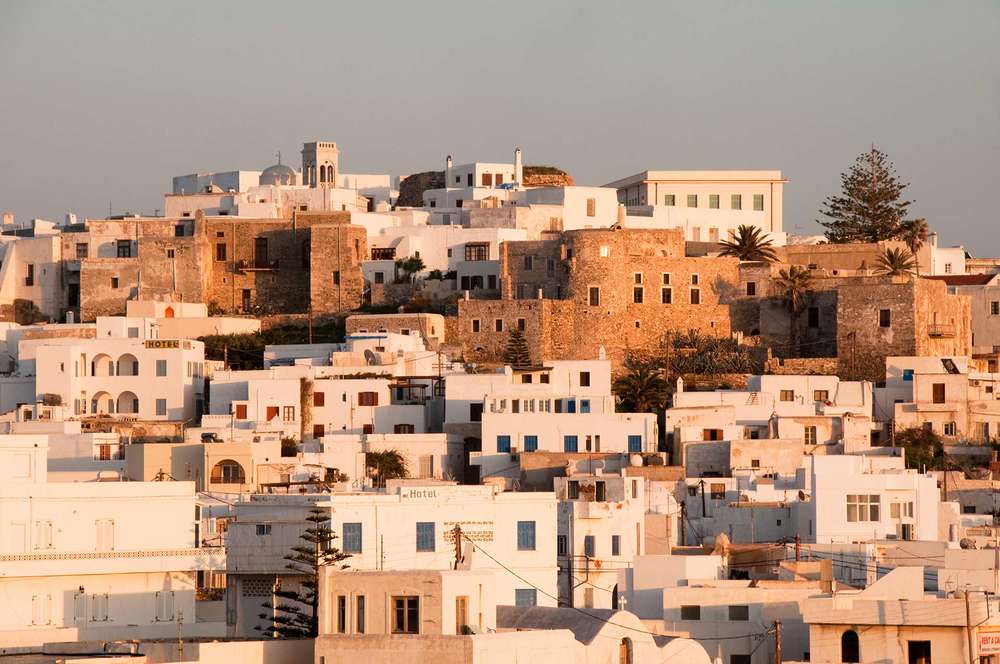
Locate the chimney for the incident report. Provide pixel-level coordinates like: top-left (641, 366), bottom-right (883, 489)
top-left (929, 231), bottom-right (939, 247)
top-left (446, 155), bottom-right (453, 188)
top-left (514, 147), bottom-right (523, 186)
top-left (1, 211), bottom-right (12, 227)
top-left (617, 203), bottom-right (626, 225)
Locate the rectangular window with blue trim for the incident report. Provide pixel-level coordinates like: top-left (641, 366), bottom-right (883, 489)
top-left (415, 522), bottom-right (435, 552)
top-left (903, 369), bottom-right (914, 382)
top-left (497, 435), bottom-right (511, 453)
top-left (580, 399), bottom-right (590, 414)
top-left (628, 435), bottom-right (642, 453)
top-left (517, 521), bottom-right (536, 550)
top-left (342, 522), bottom-right (362, 553)
top-left (515, 589), bottom-right (537, 607)
top-left (566, 399), bottom-right (576, 413)
top-left (524, 435), bottom-right (538, 452)
top-left (564, 435), bottom-right (578, 452)
top-left (584, 535), bottom-right (595, 557)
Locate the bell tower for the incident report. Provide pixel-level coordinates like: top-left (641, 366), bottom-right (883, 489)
top-left (301, 141), bottom-right (340, 188)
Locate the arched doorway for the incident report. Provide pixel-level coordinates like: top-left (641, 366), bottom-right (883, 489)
top-left (211, 459), bottom-right (245, 484)
top-left (164, 306), bottom-right (174, 318)
top-left (91, 391), bottom-right (114, 415)
top-left (116, 391), bottom-right (139, 414)
top-left (91, 353), bottom-right (114, 377)
top-left (618, 637), bottom-right (632, 664)
top-left (841, 629), bottom-right (860, 663)
top-left (116, 353), bottom-right (139, 376)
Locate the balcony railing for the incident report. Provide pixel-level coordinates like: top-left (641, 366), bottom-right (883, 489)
top-left (237, 258), bottom-right (280, 272)
top-left (929, 324), bottom-right (956, 338)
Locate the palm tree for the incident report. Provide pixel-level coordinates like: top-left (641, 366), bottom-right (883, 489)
top-left (773, 265), bottom-right (813, 351)
top-left (612, 358), bottom-right (668, 413)
top-left (875, 247), bottom-right (917, 276)
top-left (366, 449), bottom-right (408, 487)
top-left (395, 256), bottom-right (425, 283)
top-left (897, 218), bottom-right (929, 274)
top-left (718, 225), bottom-right (778, 262)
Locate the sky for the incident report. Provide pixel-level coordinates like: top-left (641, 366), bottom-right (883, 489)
top-left (1, 1), bottom-right (998, 249)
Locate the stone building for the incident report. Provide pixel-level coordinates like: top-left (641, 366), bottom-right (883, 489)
top-left (454, 228), bottom-right (739, 367)
top-left (67, 211), bottom-right (366, 321)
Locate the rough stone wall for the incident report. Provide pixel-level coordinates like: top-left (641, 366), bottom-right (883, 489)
top-left (500, 239), bottom-right (567, 299)
top-left (309, 224), bottom-right (366, 314)
top-left (80, 258), bottom-right (141, 319)
top-left (455, 298), bottom-right (575, 365)
top-left (346, 313), bottom-right (446, 348)
top-left (914, 277), bottom-right (972, 357)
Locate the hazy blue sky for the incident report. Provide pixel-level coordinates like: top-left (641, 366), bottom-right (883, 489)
top-left (1, 2), bottom-right (997, 248)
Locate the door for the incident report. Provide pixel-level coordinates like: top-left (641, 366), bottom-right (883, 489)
top-left (254, 237), bottom-right (268, 267)
top-left (241, 289), bottom-right (252, 312)
top-left (266, 406), bottom-right (279, 421)
top-left (455, 596), bottom-right (468, 635)
top-left (908, 641), bottom-right (931, 664)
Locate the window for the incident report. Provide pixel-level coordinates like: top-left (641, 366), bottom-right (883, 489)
top-left (391, 596), bottom-right (419, 634)
top-left (584, 535), bottom-right (595, 557)
top-left (753, 194), bottom-right (764, 211)
top-left (282, 406), bottom-right (295, 422)
top-left (839, 630), bottom-right (860, 663)
top-left (564, 435), bottom-right (578, 452)
top-left (728, 605), bottom-right (749, 621)
top-left (358, 392), bottom-right (378, 406)
top-left (633, 286), bottom-right (644, 303)
top-left (155, 591), bottom-right (175, 622)
top-left (313, 391), bottom-right (325, 407)
top-left (879, 309), bottom-right (891, 327)
top-left (599, 245), bottom-right (610, 258)
top-left (944, 421), bottom-right (956, 436)
top-left (253, 524), bottom-right (271, 536)
top-left (557, 535), bottom-right (567, 555)
top-left (522, 255), bottom-right (534, 270)
top-left (628, 435), bottom-right (642, 453)
top-left (659, 287), bottom-right (672, 304)
top-left (932, 383), bottom-right (946, 404)
top-left (846, 494), bottom-right (881, 522)
top-left (116, 240), bottom-right (131, 258)
top-left (710, 483), bottom-right (726, 499)
top-left (524, 435), bottom-right (538, 452)
top-left (471, 319), bottom-right (480, 333)
top-left (166, 248), bottom-right (175, 258)
top-left (813, 390), bottom-right (829, 402)
top-left (907, 640), bottom-right (931, 664)
top-left (586, 198), bottom-right (596, 217)
top-left (903, 369), bottom-right (914, 382)
top-left (680, 605), bottom-right (701, 620)
top-left (156, 398), bottom-right (166, 416)
top-left (780, 390), bottom-right (795, 402)
top-left (515, 589), bottom-right (537, 607)
top-left (494, 319), bottom-right (503, 332)
top-left (211, 460), bottom-right (244, 484)
top-left (731, 194), bottom-right (742, 210)
top-left (342, 523), bottom-right (362, 553)
top-left (804, 426), bottom-right (817, 445)
top-left (393, 423), bottom-right (415, 434)
top-left (664, 194), bottom-right (675, 206)
top-left (993, 301), bottom-right (1000, 316)
top-left (687, 194), bottom-right (698, 208)
top-left (111, 277), bottom-right (119, 289)
top-left (746, 282), bottom-right (756, 296)
top-left (465, 243), bottom-right (489, 261)
top-left (235, 404), bottom-right (247, 419)
top-left (578, 371), bottom-right (591, 388)
top-left (690, 288), bottom-right (700, 304)
top-left (75, 242), bottom-right (89, 259)
top-left (708, 194), bottom-right (720, 209)
top-left (611, 535), bottom-right (621, 556)
top-left (416, 522), bottom-right (435, 551)
top-left (517, 521), bottom-right (536, 550)
top-left (156, 359), bottom-right (167, 377)
top-left (336, 596), bottom-right (348, 633)
top-left (589, 286), bottom-right (601, 306)
top-left (944, 263), bottom-right (952, 274)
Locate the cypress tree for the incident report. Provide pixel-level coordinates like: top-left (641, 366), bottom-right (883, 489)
top-left (503, 329), bottom-right (532, 368)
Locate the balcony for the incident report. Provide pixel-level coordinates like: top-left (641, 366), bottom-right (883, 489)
top-left (236, 258), bottom-right (280, 272)
top-left (0, 546), bottom-right (226, 576)
top-left (929, 324), bottom-right (956, 338)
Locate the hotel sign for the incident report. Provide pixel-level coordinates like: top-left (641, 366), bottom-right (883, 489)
top-left (144, 340), bottom-right (185, 349)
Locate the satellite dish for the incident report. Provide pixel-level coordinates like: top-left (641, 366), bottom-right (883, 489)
top-left (364, 349), bottom-right (381, 366)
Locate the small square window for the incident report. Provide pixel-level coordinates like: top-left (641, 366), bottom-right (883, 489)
top-left (746, 282), bottom-right (756, 296)
top-left (731, 194), bottom-right (742, 210)
top-left (494, 319), bottom-right (503, 332)
top-left (599, 245), bottom-right (610, 258)
top-left (709, 194), bottom-right (719, 209)
top-left (690, 288), bottom-right (700, 305)
top-left (780, 390), bottom-right (795, 402)
top-left (579, 371), bottom-right (590, 387)
top-left (728, 605), bottom-right (749, 621)
top-left (633, 287), bottom-right (644, 304)
top-left (661, 287), bottom-right (672, 304)
top-left (687, 194), bottom-right (698, 208)
top-left (634, 272), bottom-right (643, 284)
top-left (664, 194), bottom-right (675, 206)
top-left (753, 194), bottom-right (764, 211)
top-left (472, 319), bottom-right (480, 333)
top-left (691, 274), bottom-right (699, 285)
top-left (662, 273), bottom-right (670, 285)
top-left (517, 318), bottom-right (526, 332)
top-left (879, 309), bottom-right (891, 327)
top-left (680, 605), bottom-right (700, 620)
top-left (111, 277), bottom-right (119, 289)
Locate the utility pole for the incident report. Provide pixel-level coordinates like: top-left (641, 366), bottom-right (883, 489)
top-left (308, 308), bottom-right (313, 344)
top-left (795, 534), bottom-right (801, 562)
top-left (223, 344), bottom-right (228, 370)
top-left (680, 501), bottom-right (687, 546)
top-left (965, 589), bottom-right (975, 664)
top-left (773, 620), bottom-right (782, 664)
top-left (699, 478), bottom-right (707, 517)
top-left (453, 524), bottom-right (463, 569)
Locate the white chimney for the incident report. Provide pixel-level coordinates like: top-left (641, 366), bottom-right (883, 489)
top-left (514, 147), bottom-right (523, 186)
top-left (617, 203), bottom-right (626, 225)
top-left (446, 155), bottom-right (453, 188)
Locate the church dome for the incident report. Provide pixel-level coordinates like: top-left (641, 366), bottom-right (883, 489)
top-left (260, 163), bottom-right (297, 186)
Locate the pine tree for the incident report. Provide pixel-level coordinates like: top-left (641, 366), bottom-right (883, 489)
top-left (818, 146), bottom-right (914, 243)
top-left (257, 506), bottom-right (351, 638)
top-left (503, 329), bottom-right (532, 368)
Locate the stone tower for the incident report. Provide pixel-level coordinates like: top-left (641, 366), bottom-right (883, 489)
top-left (301, 141), bottom-right (340, 188)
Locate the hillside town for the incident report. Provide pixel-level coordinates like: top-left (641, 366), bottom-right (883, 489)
top-left (0, 135), bottom-right (998, 664)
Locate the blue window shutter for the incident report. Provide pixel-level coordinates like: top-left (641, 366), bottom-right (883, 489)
top-left (524, 435), bottom-right (538, 452)
top-left (517, 521), bottom-right (536, 550)
top-left (416, 522), bottom-right (435, 552)
top-left (564, 435), bottom-right (578, 453)
top-left (567, 399), bottom-right (576, 413)
top-left (497, 435), bottom-right (511, 453)
top-left (515, 589), bottom-right (537, 607)
top-left (628, 435), bottom-right (642, 453)
top-left (343, 522), bottom-right (362, 553)
top-left (584, 535), bottom-right (595, 557)
top-left (580, 399), bottom-right (590, 414)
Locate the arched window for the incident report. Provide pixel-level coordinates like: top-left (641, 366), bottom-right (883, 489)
top-left (116, 391), bottom-right (139, 414)
top-left (211, 460), bottom-right (245, 484)
top-left (320, 165), bottom-right (327, 183)
top-left (619, 637), bottom-right (632, 664)
top-left (841, 629), bottom-right (860, 663)
top-left (164, 306), bottom-right (175, 318)
top-left (116, 353), bottom-right (139, 376)
top-left (612, 584), bottom-right (619, 610)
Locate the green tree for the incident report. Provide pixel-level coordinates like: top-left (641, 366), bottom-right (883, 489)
top-left (257, 506), bottom-right (351, 638)
top-left (717, 224), bottom-right (778, 262)
top-left (395, 256), bottom-right (426, 283)
top-left (503, 329), bottom-right (532, 368)
top-left (875, 247), bottom-right (917, 276)
top-left (819, 146), bottom-right (914, 243)
top-left (366, 449), bottom-right (408, 487)
top-left (774, 265), bottom-right (813, 351)
top-left (612, 358), bottom-right (668, 413)
top-left (898, 218), bottom-right (929, 274)
top-left (894, 427), bottom-right (945, 471)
